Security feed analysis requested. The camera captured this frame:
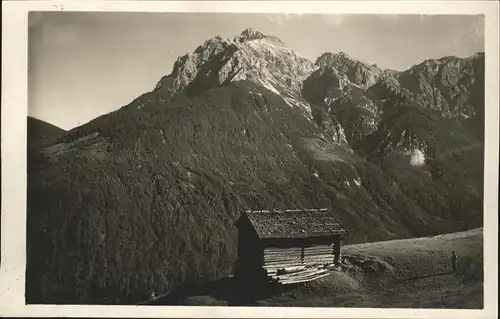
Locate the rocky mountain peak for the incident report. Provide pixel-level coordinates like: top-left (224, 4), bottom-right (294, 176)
top-left (154, 29), bottom-right (317, 117)
top-left (395, 52), bottom-right (485, 118)
top-left (235, 28), bottom-right (266, 42)
top-left (315, 52), bottom-right (347, 68)
top-left (194, 35), bottom-right (228, 55)
top-left (315, 52), bottom-right (385, 89)
top-left (234, 28), bottom-right (286, 45)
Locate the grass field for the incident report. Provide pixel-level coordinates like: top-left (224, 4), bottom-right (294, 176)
top-left (257, 228), bottom-right (483, 308)
top-left (157, 228), bottom-right (483, 308)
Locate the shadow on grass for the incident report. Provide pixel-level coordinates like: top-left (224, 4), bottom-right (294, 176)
top-left (402, 270), bottom-right (477, 282)
top-left (402, 271), bottom-right (451, 281)
top-left (142, 277), bottom-right (303, 306)
top-left (141, 270), bottom-right (480, 306)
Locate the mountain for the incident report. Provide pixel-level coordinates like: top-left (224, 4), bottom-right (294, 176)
top-left (154, 29), bottom-right (350, 147)
top-left (27, 116), bottom-right (66, 160)
top-left (301, 64), bottom-right (382, 144)
top-left (26, 29), bottom-right (484, 304)
top-left (28, 116), bottom-right (66, 144)
top-left (158, 29), bottom-right (315, 98)
top-left (314, 52), bottom-right (391, 89)
top-left (396, 53), bottom-right (485, 119)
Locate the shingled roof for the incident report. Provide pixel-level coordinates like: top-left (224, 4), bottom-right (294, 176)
top-left (239, 208), bottom-right (347, 239)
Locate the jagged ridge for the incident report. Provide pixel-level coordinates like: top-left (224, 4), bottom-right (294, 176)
top-left (26, 28), bottom-right (484, 305)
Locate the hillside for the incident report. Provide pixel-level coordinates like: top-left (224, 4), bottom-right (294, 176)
top-left (314, 52), bottom-right (399, 89)
top-left (154, 228), bottom-right (483, 308)
top-left (255, 228), bottom-right (483, 308)
top-left (26, 29), bottom-right (484, 305)
top-left (396, 53), bottom-right (485, 119)
top-left (27, 116), bottom-right (66, 159)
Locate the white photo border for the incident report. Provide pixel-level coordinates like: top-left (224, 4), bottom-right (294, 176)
top-left (2, 1), bottom-right (498, 318)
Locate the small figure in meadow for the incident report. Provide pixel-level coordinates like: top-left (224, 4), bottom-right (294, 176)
top-left (149, 290), bottom-right (157, 300)
top-left (451, 251), bottom-right (458, 273)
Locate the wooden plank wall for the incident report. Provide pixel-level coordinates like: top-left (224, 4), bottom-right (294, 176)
top-left (262, 244), bottom-right (337, 274)
top-left (303, 244), bottom-right (334, 266)
top-left (263, 247), bottom-right (303, 271)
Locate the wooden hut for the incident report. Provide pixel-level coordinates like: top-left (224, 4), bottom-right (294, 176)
top-left (233, 208), bottom-right (347, 285)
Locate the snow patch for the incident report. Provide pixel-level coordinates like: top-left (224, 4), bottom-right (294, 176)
top-left (409, 149), bottom-right (426, 166)
top-left (282, 97), bottom-right (294, 107)
top-left (159, 129), bottom-right (167, 144)
top-left (247, 38), bottom-right (292, 56)
top-left (181, 182), bottom-right (196, 190)
top-left (324, 97), bottom-right (339, 105)
top-left (283, 97), bottom-right (312, 116)
top-left (350, 82), bottom-right (362, 89)
top-left (353, 177), bottom-right (362, 186)
top-left (258, 79), bottom-right (280, 94)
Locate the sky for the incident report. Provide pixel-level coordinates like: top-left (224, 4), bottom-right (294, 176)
top-left (28, 12), bottom-right (485, 130)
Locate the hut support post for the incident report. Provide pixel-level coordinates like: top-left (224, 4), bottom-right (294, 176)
top-left (333, 237), bottom-right (341, 265)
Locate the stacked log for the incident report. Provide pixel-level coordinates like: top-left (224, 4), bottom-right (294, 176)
top-left (274, 268), bottom-right (331, 285)
top-left (261, 244), bottom-right (338, 284)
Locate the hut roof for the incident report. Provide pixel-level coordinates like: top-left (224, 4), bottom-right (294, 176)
top-left (239, 208), bottom-right (347, 239)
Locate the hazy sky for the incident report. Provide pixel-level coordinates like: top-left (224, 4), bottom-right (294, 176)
top-left (28, 12), bottom-right (484, 130)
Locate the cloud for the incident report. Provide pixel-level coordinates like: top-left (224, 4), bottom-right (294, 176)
top-left (410, 149), bottom-right (426, 166)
